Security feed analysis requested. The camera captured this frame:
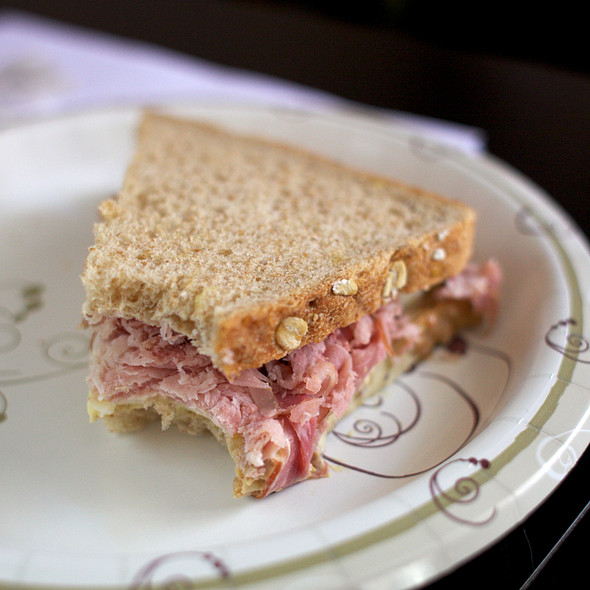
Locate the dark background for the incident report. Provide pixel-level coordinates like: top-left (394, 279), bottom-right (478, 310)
top-left (2, 1), bottom-right (589, 588)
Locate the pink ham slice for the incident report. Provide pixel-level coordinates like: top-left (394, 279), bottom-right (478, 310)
top-left (88, 260), bottom-right (501, 496)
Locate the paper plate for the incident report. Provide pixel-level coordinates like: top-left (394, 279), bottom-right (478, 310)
top-left (1, 103), bottom-right (590, 589)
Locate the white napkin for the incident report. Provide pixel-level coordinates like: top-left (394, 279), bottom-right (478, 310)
top-left (0, 10), bottom-right (485, 153)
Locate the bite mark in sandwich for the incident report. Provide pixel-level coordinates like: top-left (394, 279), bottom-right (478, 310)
top-left (82, 112), bottom-right (501, 498)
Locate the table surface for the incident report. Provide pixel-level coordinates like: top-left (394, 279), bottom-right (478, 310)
top-left (3, 1), bottom-right (590, 588)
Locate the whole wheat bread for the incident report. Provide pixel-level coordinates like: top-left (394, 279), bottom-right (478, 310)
top-left (82, 112), bottom-right (475, 378)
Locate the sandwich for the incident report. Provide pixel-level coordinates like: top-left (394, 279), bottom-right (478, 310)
top-left (82, 112), bottom-right (501, 498)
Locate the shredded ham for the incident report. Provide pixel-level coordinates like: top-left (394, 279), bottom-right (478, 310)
top-left (88, 260), bottom-right (500, 496)
top-left (434, 259), bottom-right (502, 321)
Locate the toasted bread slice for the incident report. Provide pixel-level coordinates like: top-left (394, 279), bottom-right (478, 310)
top-left (82, 112), bottom-right (475, 378)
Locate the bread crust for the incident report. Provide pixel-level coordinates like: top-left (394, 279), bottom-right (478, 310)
top-left (213, 220), bottom-right (474, 376)
top-left (82, 112), bottom-right (475, 377)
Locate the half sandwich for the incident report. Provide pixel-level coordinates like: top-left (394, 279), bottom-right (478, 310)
top-left (82, 112), bottom-right (501, 498)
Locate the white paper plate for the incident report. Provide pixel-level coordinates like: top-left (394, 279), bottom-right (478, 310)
top-left (1, 103), bottom-right (590, 590)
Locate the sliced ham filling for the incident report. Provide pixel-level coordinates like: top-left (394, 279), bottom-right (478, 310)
top-left (88, 260), bottom-right (501, 496)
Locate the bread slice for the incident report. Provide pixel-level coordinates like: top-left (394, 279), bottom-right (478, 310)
top-left (82, 112), bottom-right (475, 379)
